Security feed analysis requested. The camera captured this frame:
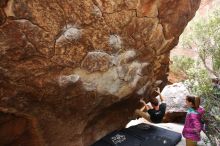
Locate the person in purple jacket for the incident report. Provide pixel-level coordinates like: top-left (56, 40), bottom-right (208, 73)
top-left (182, 95), bottom-right (205, 146)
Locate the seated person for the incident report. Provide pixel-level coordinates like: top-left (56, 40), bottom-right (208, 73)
top-left (135, 88), bottom-right (166, 123)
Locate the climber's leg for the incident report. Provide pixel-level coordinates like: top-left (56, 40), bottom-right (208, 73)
top-left (135, 109), bottom-right (152, 122)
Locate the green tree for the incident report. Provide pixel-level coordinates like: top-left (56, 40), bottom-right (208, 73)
top-left (170, 56), bottom-right (195, 76)
top-left (179, 7), bottom-right (220, 79)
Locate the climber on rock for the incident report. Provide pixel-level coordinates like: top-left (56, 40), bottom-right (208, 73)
top-left (135, 87), bottom-right (166, 123)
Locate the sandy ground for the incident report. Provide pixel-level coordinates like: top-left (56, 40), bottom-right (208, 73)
top-left (126, 118), bottom-right (211, 146)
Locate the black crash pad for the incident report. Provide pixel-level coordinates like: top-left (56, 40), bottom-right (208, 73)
top-left (91, 123), bottom-right (182, 146)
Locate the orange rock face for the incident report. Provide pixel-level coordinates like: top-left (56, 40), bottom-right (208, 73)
top-left (0, 0), bottom-right (200, 145)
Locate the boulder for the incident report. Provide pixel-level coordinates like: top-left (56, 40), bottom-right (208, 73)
top-left (160, 82), bottom-right (189, 123)
top-left (0, 0), bottom-right (201, 145)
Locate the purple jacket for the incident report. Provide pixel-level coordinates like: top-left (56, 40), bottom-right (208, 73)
top-left (182, 107), bottom-right (205, 141)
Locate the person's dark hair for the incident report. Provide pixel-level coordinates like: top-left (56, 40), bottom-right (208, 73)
top-left (150, 97), bottom-right (159, 106)
top-left (186, 95), bottom-right (200, 110)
